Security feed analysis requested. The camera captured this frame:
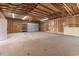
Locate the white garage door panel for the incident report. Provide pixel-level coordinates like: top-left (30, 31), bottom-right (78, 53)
top-left (27, 23), bottom-right (39, 32)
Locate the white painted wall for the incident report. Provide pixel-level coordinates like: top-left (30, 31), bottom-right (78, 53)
top-left (0, 12), bottom-right (7, 40)
top-left (27, 23), bottom-right (39, 32)
top-left (64, 27), bottom-right (79, 36)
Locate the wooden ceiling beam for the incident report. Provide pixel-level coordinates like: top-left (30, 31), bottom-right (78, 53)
top-left (28, 12), bottom-right (47, 18)
top-left (28, 13), bottom-right (43, 18)
top-left (30, 12), bottom-right (63, 20)
top-left (33, 9), bottom-right (51, 15)
top-left (38, 3), bottom-right (56, 12)
top-left (29, 12), bottom-right (43, 16)
top-left (30, 11), bottom-right (50, 18)
top-left (6, 17), bottom-right (24, 21)
top-left (35, 7), bottom-right (53, 15)
top-left (35, 5), bottom-right (63, 17)
top-left (0, 3), bottom-right (37, 15)
top-left (51, 3), bottom-right (68, 17)
top-left (64, 6), bottom-right (73, 16)
top-left (34, 7), bottom-right (64, 20)
top-left (31, 11), bottom-right (47, 16)
top-left (51, 3), bottom-right (63, 12)
top-left (63, 3), bottom-right (75, 15)
top-left (31, 10), bottom-right (49, 16)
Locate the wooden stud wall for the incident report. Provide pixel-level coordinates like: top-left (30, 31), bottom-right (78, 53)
top-left (65, 16), bottom-right (79, 27)
top-left (40, 16), bottom-right (79, 33)
top-left (40, 18), bottom-right (64, 32)
top-left (7, 19), bottom-right (27, 33)
top-left (7, 16), bottom-right (79, 33)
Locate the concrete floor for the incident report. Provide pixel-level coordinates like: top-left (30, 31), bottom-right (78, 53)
top-left (0, 32), bottom-right (79, 56)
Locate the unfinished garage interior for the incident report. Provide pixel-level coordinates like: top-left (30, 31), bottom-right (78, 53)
top-left (0, 3), bottom-right (79, 56)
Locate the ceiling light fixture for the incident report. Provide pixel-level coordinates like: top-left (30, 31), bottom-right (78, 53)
top-left (40, 17), bottom-right (48, 22)
top-left (22, 16), bottom-right (29, 20)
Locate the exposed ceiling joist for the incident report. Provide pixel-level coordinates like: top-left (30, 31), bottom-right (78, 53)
top-left (64, 6), bottom-right (73, 16)
top-left (29, 13), bottom-right (43, 16)
top-left (29, 12), bottom-right (47, 19)
top-left (35, 7), bottom-right (53, 15)
top-left (29, 12), bottom-right (46, 17)
top-left (0, 3), bottom-right (78, 21)
top-left (51, 3), bottom-right (68, 17)
top-left (33, 9), bottom-right (50, 15)
top-left (38, 3), bottom-right (56, 12)
top-left (63, 3), bottom-right (75, 15)
top-left (28, 13), bottom-right (45, 18)
top-left (32, 10), bottom-right (49, 16)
